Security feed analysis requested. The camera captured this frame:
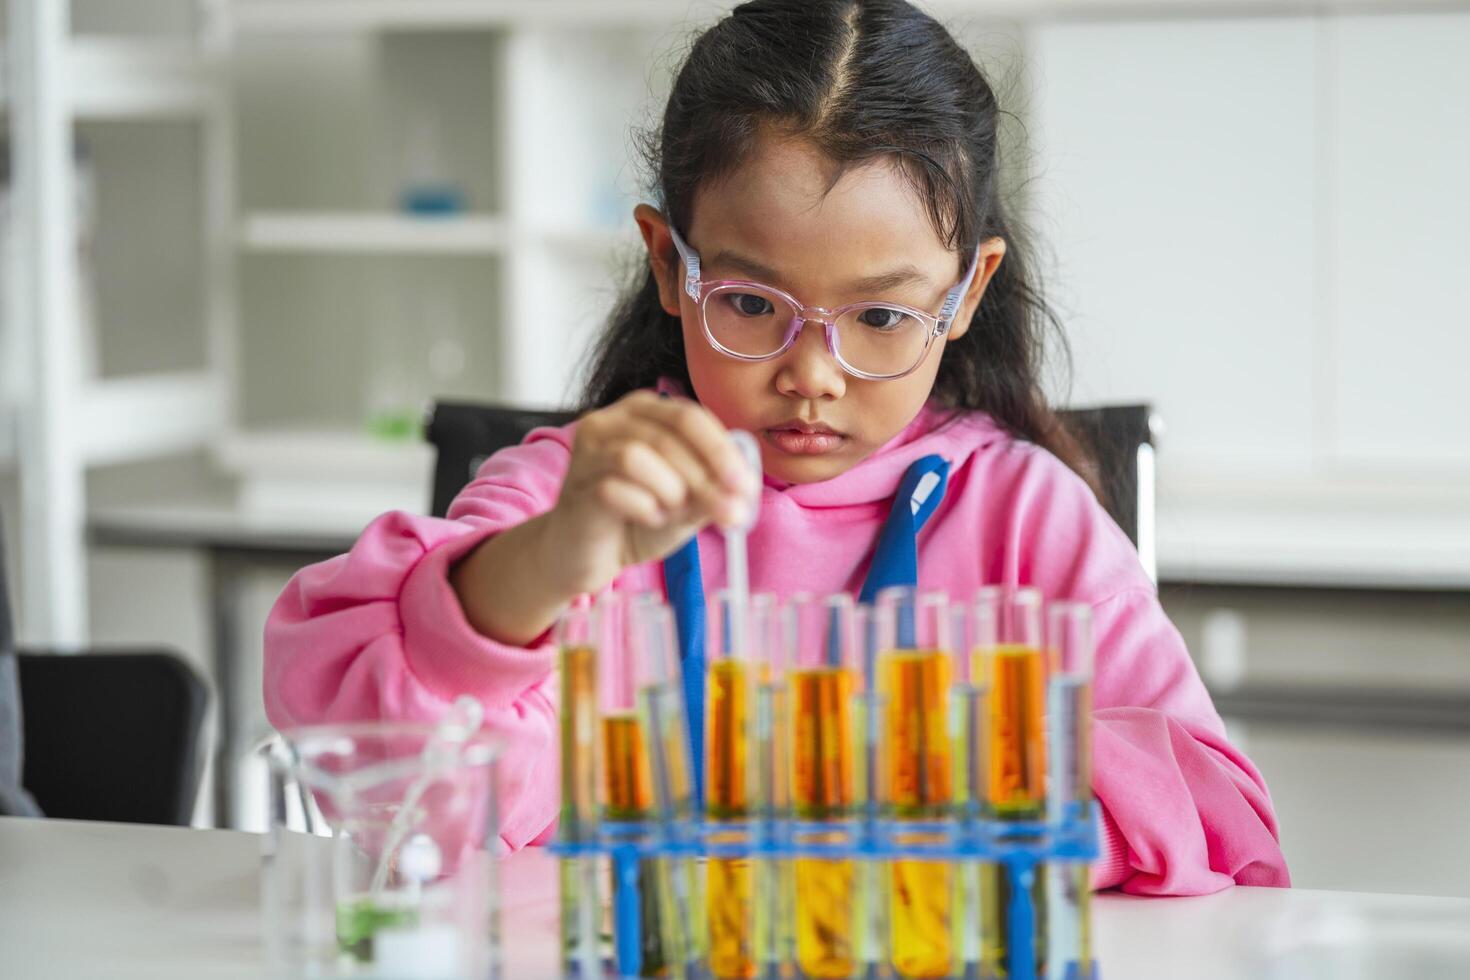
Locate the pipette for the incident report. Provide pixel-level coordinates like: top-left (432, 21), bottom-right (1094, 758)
top-left (723, 431), bottom-right (763, 655)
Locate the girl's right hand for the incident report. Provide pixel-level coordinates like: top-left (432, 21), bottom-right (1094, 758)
top-left (544, 390), bottom-right (754, 596)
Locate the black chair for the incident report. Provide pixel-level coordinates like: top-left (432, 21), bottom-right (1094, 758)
top-left (425, 401), bottom-right (578, 518)
top-left (0, 516), bottom-right (209, 825)
top-left (17, 651), bottom-right (208, 825)
top-left (0, 523), bottom-right (41, 817)
top-left (1059, 404), bottom-right (1159, 574)
top-left (424, 399), bottom-right (1158, 573)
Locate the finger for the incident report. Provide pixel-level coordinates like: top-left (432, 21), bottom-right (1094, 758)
top-left (595, 476), bottom-right (667, 530)
top-left (614, 418), bottom-right (746, 526)
top-left (606, 438), bottom-right (691, 514)
top-left (569, 407), bottom-right (716, 518)
top-left (624, 395), bottom-right (751, 494)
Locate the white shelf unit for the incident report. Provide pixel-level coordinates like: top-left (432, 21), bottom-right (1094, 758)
top-left (240, 210), bottom-right (509, 254)
top-left (223, 9), bottom-right (668, 514)
top-left (494, 25), bottom-right (667, 407)
top-left (227, 0), bottom-right (1470, 32)
top-left (0, 37), bottom-right (218, 118)
top-left (78, 371), bottom-right (227, 466)
top-left (230, 0), bottom-right (718, 33)
top-left (2, 0), bottom-right (234, 645)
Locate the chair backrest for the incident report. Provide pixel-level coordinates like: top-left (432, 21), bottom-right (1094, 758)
top-left (0, 518), bottom-right (43, 817)
top-left (0, 520), bottom-right (11, 654)
top-left (1058, 404), bottom-right (1158, 573)
top-left (17, 650), bottom-right (208, 825)
top-left (425, 399), bottom-right (1157, 573)
top-left (424, 401), bottom-right (579, 518)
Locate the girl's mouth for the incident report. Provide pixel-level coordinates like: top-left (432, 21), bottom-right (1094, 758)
top-left (764, 420), bottom-right (846, 456)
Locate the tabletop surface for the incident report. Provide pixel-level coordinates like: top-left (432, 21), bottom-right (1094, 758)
top-left (2, 816), bottom-right (1468, 979)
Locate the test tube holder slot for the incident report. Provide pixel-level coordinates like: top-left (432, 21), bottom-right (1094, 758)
top-left (550, 806), bottom-right (1099, 980)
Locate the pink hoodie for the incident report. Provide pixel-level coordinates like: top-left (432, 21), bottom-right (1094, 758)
top-left (264, 401), bottom-right (1289, 895)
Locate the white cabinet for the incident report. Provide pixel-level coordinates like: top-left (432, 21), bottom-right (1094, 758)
top-left (496, 26), bottom-right (664, 406)
top-left (1029, 17), bottom-right (1320, 476)
top-left (1030, 13), bottom-right (1470, 585)
top-left (1330, 12), bottom-right (1470, 471)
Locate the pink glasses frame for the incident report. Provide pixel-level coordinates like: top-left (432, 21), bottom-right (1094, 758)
top-left (667, 221), bottom-right (981, 382)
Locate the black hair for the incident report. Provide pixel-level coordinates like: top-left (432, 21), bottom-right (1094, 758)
top-left (580, 0), bottom-right (1098, 493)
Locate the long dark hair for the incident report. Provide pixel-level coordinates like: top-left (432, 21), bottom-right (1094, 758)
top-left (580, 0), bottom-right (1097, 492)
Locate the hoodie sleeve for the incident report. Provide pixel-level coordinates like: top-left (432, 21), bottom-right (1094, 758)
top-left (262, 428), bottom-right (574, 852)
top-left (990, 443), bottom-right (1289, 895)
top-left (1087, 589), bottom-right (1290, 894)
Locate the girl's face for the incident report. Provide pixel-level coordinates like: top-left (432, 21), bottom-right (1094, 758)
top-left (637, 133), bottom-right (1005, 485)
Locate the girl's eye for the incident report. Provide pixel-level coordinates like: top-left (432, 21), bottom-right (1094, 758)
top-left (727, 293), bottom-right (775, 317)
top-left (856, 307), bottom-right (913, 331)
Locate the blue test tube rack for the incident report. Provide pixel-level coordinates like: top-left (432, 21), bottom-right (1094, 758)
top-left (552, 589), bottom-right (1100, 980)
top-left (549, 803), bottom-right (1099, 980)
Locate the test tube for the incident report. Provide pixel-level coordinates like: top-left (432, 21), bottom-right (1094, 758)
top-left (705, 590), bottom-right (774, 980)
top-left (592, 593), bottom-right (698, 979)
top-left (755, 597), bottom-right (794, 976)
top-left (786, 593), bottom-right (864, 979)
top-left (631, 595), bottom-right (702, 978)
top-left (950, 594), bottom-right (989, 975)
top-left (873, 587), bottom-right (956, 980)
top-left (1044, 602), bottom-right (1094, 980)
top-left (974, 586), bottom-right (1049, 979)
top-left (854, 603), bottom-right (886, 977)
top-left (554, 601), bottom-right (603, 980)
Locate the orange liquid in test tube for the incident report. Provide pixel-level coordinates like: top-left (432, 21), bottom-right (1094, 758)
top-left (791, 667), bottom-right (855, 815)
top-left (879, 650), bottom-right (953, 815)
top-left (789, 666), bottom-right (857, 978)
top-left (602, 714), bottom-right (654, 820)
top-left (879, 649), bottom-right (955, 979)
top-left (557, 644), bottom-right (600, 974)
top-left (707, 659), bottom-right (751, 818)
top-left (707, 659), bottom-right (755, 979)
top-left (601, 712), bottom-right (674, 977)
top-left (983, 645), bottom-right (1047, 816)
top-left (977, 643), bottom-right (1049, 976)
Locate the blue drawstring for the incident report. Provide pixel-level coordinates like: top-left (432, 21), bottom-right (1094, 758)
top-left (857, 454), bottom-right (950, 605)
top-left (660, 535), bottom-right (706, 801)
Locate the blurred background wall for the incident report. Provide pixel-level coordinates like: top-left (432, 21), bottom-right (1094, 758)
top-left (1, 0), bottom-right (1467, 896)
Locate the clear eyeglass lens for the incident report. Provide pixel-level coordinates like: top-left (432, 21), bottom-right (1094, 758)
top-left (702, 286), bottom-right (798, 358)
top-left (834, 306), bottom-right (930, 377)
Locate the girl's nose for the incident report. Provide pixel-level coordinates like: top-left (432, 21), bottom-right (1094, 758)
top-left (774, 317), bottom-right (846, 401)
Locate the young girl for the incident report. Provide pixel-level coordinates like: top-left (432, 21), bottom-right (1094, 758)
top-left (265, 0), bottom-right (1288, 896)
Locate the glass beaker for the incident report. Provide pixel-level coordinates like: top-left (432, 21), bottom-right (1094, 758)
top-left (260, 718), bottom-right (501, 979)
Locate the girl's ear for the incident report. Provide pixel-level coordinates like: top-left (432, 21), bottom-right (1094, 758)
top-left (945, 236), bottom-right (1007, 341)
top-left (634, 204), bottom-right (684, 316)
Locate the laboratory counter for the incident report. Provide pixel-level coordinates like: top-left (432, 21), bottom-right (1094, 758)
top-left (2, 816), bottom-right (1467, 978)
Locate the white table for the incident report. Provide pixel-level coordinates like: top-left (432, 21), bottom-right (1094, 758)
top-left (2, 816), bottom-right (1467, 979)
